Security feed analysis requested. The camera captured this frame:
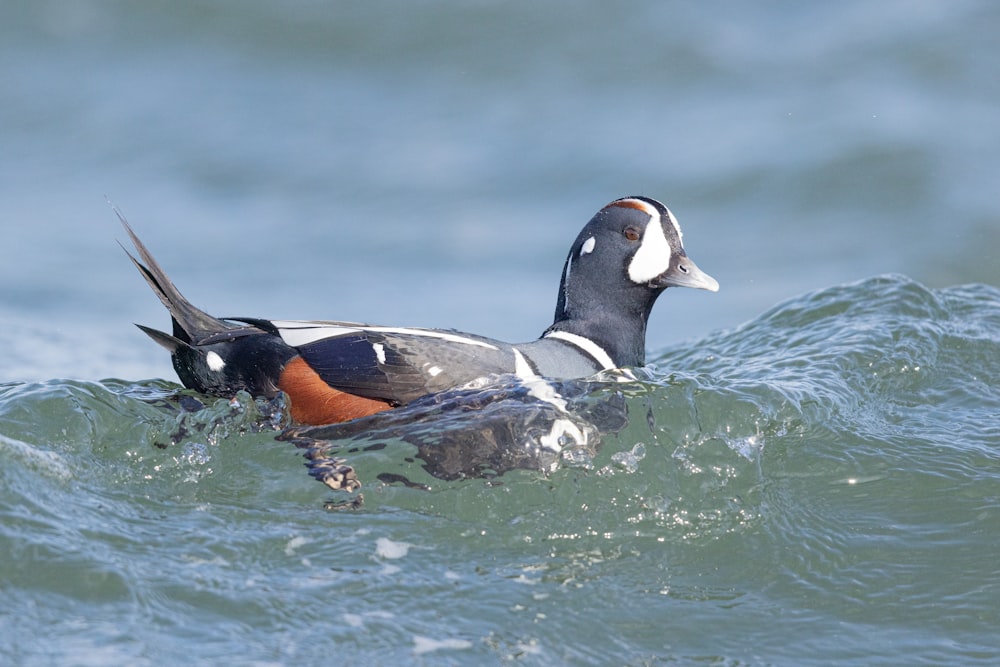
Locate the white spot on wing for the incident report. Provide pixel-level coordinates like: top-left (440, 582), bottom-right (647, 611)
top-left (372, 343), bottom-right (386, 364)
top-left (205, 351), bottom-right (226, 372)
top-left (627, 212), bottom-right (673, 284)
top-left (580, 236), bottom-right (596, 256)
top-left (426, 365), bottom-right (443, 377)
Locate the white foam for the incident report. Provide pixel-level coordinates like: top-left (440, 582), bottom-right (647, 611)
top-left (539, 418), bottom-right (588, 453)
top-left (284, 536), bottom-right (308, 556)
top-left (413, 636), bottom-right (473, 655)
top-left (375, 537), bottom-right (411, 560)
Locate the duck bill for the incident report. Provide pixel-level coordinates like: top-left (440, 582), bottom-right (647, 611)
top-left (653, 255), bottom-right (719, 292)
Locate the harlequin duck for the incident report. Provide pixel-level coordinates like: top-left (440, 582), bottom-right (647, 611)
top-left (122, 196), bottom-right (718, 426)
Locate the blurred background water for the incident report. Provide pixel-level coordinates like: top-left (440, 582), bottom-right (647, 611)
top-left (2, 1), bottom-right (1000, 665)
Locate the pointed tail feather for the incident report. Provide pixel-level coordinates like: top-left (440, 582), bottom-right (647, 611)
top-left (135, 323), bottom-right (185, 352)
top-left (116, 208), bottom-right (233, 344)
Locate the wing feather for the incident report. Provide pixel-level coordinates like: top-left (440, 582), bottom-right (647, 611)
top-left (288, 326), bottom-right (517, 405)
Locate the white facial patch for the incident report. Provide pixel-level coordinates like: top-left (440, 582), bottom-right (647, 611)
top-left (580, 236), bottom-right (596, 256)
top-left (627, 213), bottom-right (673, 284)
top-left (205, 351), bottom-right (226, 372)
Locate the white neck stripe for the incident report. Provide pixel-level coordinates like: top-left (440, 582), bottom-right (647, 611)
top-left (544, 331), bottom-right (617, 370)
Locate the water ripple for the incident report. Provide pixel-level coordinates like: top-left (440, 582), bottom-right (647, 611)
top-left (4, 275), bottom-right (1000, 664)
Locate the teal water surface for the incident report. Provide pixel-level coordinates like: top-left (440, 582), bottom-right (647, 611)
top-left (3, 276), bottom-right (999, 664)
top-left (3, 0), bottom-right (1000, 664)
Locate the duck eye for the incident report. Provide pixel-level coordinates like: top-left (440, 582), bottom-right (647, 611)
top-left (624, 227), bottom-right (641, 242)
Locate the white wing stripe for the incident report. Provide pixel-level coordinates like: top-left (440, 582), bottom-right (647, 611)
top-left (513, 347), bottom-right (568, 412)
top-left (271, 320), bottom-right (499, 350)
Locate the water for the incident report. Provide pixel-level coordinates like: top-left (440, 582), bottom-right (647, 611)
top-left (2, 1), bottom-right (1000, 664)
top-left (4, 276), bottom-right (1000, 664)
